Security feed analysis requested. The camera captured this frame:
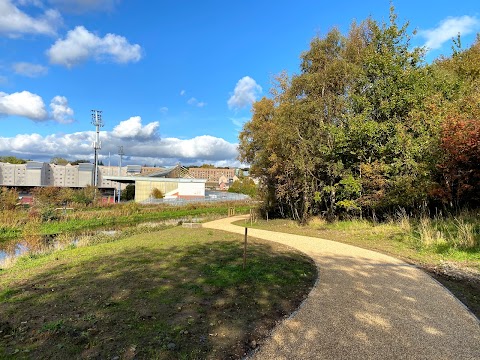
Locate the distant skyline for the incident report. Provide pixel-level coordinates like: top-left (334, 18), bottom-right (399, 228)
top-left (1, 0), bottom-right (479, 166)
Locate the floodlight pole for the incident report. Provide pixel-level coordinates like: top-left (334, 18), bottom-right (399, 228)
top-left (117, 146), bottom-right (124, 203)
top-left (91, 110), bottom-right (103, 188)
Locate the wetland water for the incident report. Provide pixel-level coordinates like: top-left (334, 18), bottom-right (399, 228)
top-left (0, 232), bottom-right (107, 264)
top-left (0, 217), bottom-right (201, 265)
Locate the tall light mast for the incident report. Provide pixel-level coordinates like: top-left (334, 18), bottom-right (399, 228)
top-left (117, 145), bottom-right (124, 202)
top-left (91, 110), bottom-right (103, 187)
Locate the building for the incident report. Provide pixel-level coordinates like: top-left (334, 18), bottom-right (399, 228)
top-left (188, 167), bottom-right (236, 182)
top-left (104, 176), bottom-right (206, 203)
top-left (0, 161), bottom-right (206, 202)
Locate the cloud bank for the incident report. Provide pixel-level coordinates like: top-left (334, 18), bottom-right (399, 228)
top-left (0, 117), bottom-right (239, 166)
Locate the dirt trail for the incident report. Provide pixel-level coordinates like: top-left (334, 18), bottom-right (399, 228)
top-left (203, 216), bottom-right (480, 360)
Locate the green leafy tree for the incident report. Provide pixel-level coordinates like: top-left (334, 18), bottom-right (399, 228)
top-left (228, 178), bottom-right (257, 198)
top-left (50, 157), bottom-right (69, 165)
top-left (0, 156), bottom-right (27, 164)
top-left (121, 184), bottom-right (135, 201)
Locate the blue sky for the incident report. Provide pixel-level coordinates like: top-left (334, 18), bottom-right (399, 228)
top-left (0, 0), bottom-right (479, 167)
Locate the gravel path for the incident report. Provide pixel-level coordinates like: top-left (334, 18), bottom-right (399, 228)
top-left (203, 216), bottom-right (480, 360)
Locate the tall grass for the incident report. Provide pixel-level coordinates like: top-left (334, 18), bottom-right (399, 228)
top-left (407, 211), bottom-right (479, 250)
top-left (0, 201), bottom-right (251, 240)
top-left (418, 217), bottom-right (446, 247)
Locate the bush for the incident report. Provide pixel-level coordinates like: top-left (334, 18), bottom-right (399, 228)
top-left (0, 187), bottom-right (19, 210)
top-left (121, 184), bottom-right (135, 201)
top-left (151, 187), bottom-right (164, 199)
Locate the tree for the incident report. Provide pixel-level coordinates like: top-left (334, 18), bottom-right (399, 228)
top-left (121, 184), bottom-right (135, 201)
top-left (228, 178), bottom-right (257, 198)
top-left (0, 187), bottom-right (19, 210)
top-left (0, 156), bottom-right (27, 164)
top-left (50, 157), bottom-right (69, 165)
top-left (239, 7), bottom-right (445, 221)
top-left (70, 159), bottom-right (91, 165)
top-left (433, 118), bottom-right (480, 207)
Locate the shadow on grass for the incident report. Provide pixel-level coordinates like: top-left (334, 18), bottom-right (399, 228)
top-left (0, 228), bottom-right (316, 359)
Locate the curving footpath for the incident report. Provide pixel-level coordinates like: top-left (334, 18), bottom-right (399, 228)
top-left (203, 216), bottom-right (480, 360)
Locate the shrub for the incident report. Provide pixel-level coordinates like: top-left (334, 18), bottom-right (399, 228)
top-left (0, 187), bottom-right (19, 210)
top-left (151, 187), bottom-right (164, 199)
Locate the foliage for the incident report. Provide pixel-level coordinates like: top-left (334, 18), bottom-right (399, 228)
top-left (0, 156), bottom-right (27, 164)
top-left (434, 118), bottom-right (480, 207)
top-left (70, 159), bottom-right (91, 165)
top-left (228, 177), bottom-right (257, 197)
top-left (71, 186), bottom-right (97, 206)
top-left (50, 157), bottom-right (69, 165)
top-left (121, 184), bottom-right (135, 201)
top-left (0, 187), bottom-right (19, 210)
top-left (239, 8), bottom-right (480, 222)
top-left (150, 187), bottom-right (164, 199)
top-left (31, 186), bottom-right (97, 208)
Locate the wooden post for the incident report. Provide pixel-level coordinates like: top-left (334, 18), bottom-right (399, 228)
top-left (243, 227), bottom-right (247, 270)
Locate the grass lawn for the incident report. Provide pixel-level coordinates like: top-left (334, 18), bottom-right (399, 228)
top-left (237, 218), bottom-right (480, 319)
top-left (0, 226), bottom-right (316, 359)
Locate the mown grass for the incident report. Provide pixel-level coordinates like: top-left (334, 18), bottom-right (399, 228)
top-left (0, 226), bottom-right (316, 359)
top-left (238, 216), bottom-right (480, 318)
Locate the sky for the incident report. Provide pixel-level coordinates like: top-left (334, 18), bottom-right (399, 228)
top-left (0, 0), bottom-right (479, 167)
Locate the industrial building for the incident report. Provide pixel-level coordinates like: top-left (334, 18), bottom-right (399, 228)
top-left (0, 162), bottom-right (205, 202)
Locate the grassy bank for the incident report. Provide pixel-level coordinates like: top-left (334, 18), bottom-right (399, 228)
top-left (237, 216), bottom-right (480, 318)
top-left (0, 202), bottom-right (252, 240)
top-left (0, 226), bottom-right (316, 359)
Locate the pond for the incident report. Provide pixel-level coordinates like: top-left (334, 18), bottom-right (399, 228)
top-left (0, 217), bottom-right (202, 267)
top-left (0, 232), bottom-right (105, 265)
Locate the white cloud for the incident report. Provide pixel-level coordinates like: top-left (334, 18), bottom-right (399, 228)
top-left (419, 16), bottom-right (480, 51)
top-left (159, 107), bottom-right (168, 114)
top-left (47, 26), bottom-right (142, 67)
top-left (0, 90), bottom-right (48, 121)
top-left (112, 116), bottom-right (159, 140)
top-left (180, 90), bottom-right (186, 96)
top-left (46, 0), bottom-right (119, 14)
top-left (50, 96), bottom-right (74, 124)
top-left (0, 121), bottom-right (239, 166)
top-left (0, 91), bottom-right (74, 123)
top-left (228, 76), bottom-right (262, 110)
top-left (187, 97), bottom-right (206, 108)
top-left (157, 135), bottom-right (237, 160)
top-left (0, 0), bottom-right (61, 36)
top-left (13, 62), bottom-right (48, 77)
